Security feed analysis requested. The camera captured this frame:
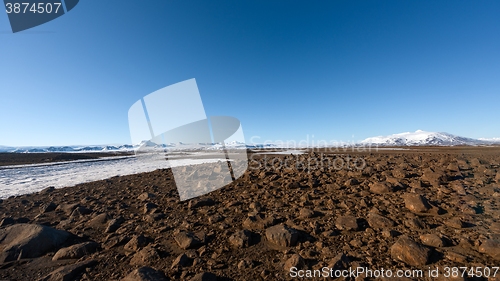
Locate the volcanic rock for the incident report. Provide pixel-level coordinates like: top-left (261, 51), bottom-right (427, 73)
top-left (228, 230), bottom-right (254, 248)
top-left (130, 246), bottom-right (160, 266)
top-left (189, 272), bottom-right (217, 281)
top-left (335, 215), bottom-right (359, 231)
top-left (420, 234), bottom-right (445, 248)
top-left (0, 223), bottom-right (70, 263)
top-left (478, 239), bottom-right (500, 260)
top-left (390, 236), bottom-right (431, 266)
top-left (265, 224), bottom-right (299, 247)
top-left (402, 193), bottom-right (431, 213)
top-left (40, 259), bottom-right (97, 281)
top-left (171, 253), bottom-right (190, 269)
top-left (122, 267), bottom-right (168, 281)
top-left (284, 254), bottom-right (305, 271)
top-left (370, 182), bottom-right (392, 194)
top-left (124, 235), bottom-right (149, 252)
top-left (367, 213), bottom-right (395, 229)
top-left (174, 231), bottom-right (205, 249)
top-left (52, 241), bottom-right (99, 261)
top-left (188, 197), bottom-right (215, 209)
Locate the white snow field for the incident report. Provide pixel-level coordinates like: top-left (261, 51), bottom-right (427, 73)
top-left (0, 155), bottom-right (226, 199)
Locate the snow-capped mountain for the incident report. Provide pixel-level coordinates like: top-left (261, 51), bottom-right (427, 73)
top-left (0, 141), bottom-right (273, 153)
top-left (0, 144), bottom-right (136, 153)
top-left (361, 130), bottom-right (499, 146)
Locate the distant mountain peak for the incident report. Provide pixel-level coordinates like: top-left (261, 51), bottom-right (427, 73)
top-left (360, 130), bottom-right (495, 146)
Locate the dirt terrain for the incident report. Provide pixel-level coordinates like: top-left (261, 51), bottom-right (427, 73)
top-left (0, 146), bottom-right (500, 281)
top-left (0, 152), bottom-right (133, 167)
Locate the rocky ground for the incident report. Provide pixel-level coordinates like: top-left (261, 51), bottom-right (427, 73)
top-left (0, 147), bottom-right (500, 281)
top-left (0, 152), bottom-right (132, 167)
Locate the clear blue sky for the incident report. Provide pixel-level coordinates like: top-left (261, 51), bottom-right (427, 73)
top-left (1, 1), bottom-right (499, 146)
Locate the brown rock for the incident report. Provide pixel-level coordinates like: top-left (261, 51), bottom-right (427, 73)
top-left (367, 213), bottom-right (395, 229)
top-left (52, 241), bottom-right (99, 261)
top-left (328, 253), bottom-right (350, 270)
top-left (450, 182), bottom-right (467, 195)
top-left (445, 251), bottom-right (467, 263)
top-left (344, 178), bottom-right (359, 187)
top-left (143, 202), bottom-right (158, 214)
top-left (40, 202), bottom-right (57, 213)
top-left (56, 203), bottom-right (80, 215)
top-left (284, 254), bottom-right (305, 271)
top-left (392, 169), bottom-right (408, 179)
top-left (478, 239), bottom-right (500, 260)
top-left (405, 217), bottom-right (427, 229)
top-left (370, 182), bottom-right (392, 194)
top-left (86, 213), bottom-right (109, 228)
top-left (228, 230), bottom-right (253, 248)
top-left (171, 253), bottom-right (190, 269)
top-left (420, 234), bottom-right (445, 248)
top-left (335, 215), bottom-right (359, 231)
top-left (299, 208), bottom-right (315, 219)
top-left (421, 169), bottom-right (447, 186)
top-left (444, 217), bottom-right (465, 229)
top-left (122, 267), bottom-right (168, 281)
top-left (402, 193), bottom-right (431, 213)
top-left (390, 236), bottom-right (431, 266)
top-left (130, 246), bottom-right (160, 266)
top-left (137, 192), bottom-right (155, 201)
top-left (174, 231), bottom-right (205, 249)
top-left (105, 217), bottom-right (124, 233)
top-left (189, 272), bottom-right (217, 281)
top-left (0, 224), bottom-right (70, 263)
top-left (188, 197), bottom-right (215, 209)
top-left (238, 258), bottom-right (255, 269)
top-left (40, 259), bottom-right (97, 281)
top-left (265, 224), bottom-right (299, 247)
top-left (243, 214), bottom-right (277, 229)
top-left (124, 235), bottom-right (149, 252)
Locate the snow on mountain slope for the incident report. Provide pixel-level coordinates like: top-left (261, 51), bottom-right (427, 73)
top-left (0, 141), bottom-right (266, 153)
top-left (360, 130), bottom-right (491, 146)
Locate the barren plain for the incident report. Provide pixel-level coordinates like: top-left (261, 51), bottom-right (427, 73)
top-left (0, 146), bottom-right (499, 281)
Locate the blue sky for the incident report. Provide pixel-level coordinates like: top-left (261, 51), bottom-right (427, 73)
top-left (1, 1), bottom-right (499, 146)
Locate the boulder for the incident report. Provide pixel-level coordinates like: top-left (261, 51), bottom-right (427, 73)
top-left (478, 239), bottom-right (500, 260)
top-left (390, 236), bottom-right (431, 266)
top-left (52, 241), bottom-right (99, 261)
top-left (130, 246), bottom-right (160, 266)
top-left (228, 230), bottom-right (254, 248)
top-left (420, 234), bottom-right (445, 248)
top-left (402, 193), bottom-right (431, 213)
top-left (367, 213), bottom-right (395, 229)
top-left (174, 231), bottom-right (205, 249)
top-left (40, 259), bottom-right (97, 281)
top-left (122, 267), bottom-right (168, 281)
top-left (265, 224), bottom-right (299, 247)
top-left (0, 224), bottom-right (70, 263)
top-left (335, 215), bottom-right (359, 231)
top-left (370, 182), bottom-right (393, 194)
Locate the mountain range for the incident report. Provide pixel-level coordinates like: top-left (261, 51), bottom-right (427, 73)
top-left (360, 130), bottom-right (500, 146)
top-left (1, 130), bottom-right (499, 153)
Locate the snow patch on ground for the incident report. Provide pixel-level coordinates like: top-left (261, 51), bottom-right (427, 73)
top-left (0, 155), bottom-right (225, 199)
